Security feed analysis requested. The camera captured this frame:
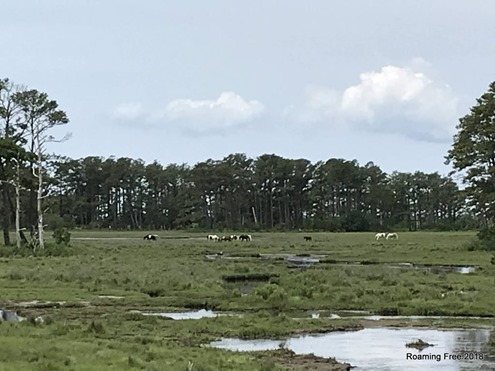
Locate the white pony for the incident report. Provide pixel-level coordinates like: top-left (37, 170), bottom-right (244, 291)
top-left (207, 234), bottom-right (219, 241)
top-left (375, 233), bottom-right (386, 240)
top-left (386, 233), bottom-right (399, 240)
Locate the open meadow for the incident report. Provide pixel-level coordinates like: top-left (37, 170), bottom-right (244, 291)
top-left (0, 231), bottom-right (494, 370)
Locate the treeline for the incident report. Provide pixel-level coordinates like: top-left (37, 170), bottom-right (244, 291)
top-left (0, 76), bottom-right (484, 245)
top-left (39, 154), bottom-right (478, 232)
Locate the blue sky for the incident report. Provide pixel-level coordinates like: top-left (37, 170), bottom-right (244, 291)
top-left (1, 1), bottom-right (494, 175)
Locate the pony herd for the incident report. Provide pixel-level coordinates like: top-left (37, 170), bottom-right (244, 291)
top-left (375, 232), bottom-right (399, 240)
top-left (207, 234), bottom-right (252, 242)
top-left (145, 232), bottom-right (397, 243)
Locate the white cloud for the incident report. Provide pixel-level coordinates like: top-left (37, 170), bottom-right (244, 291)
top-left (108, 92), bottom-right (264, 135)
top-left (108, 103), bottom-right (144, 121)
top-left (162, 91), bottom-right (264, 132)
top-left (295, 61), bottom-right (459, 142)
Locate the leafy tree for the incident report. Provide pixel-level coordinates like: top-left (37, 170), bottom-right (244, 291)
top-left (0, 78), bottom-right (26, 246)
top-left (361, 161), bottom-right (390, 230)
top-left (446, 82), bottom-right (495, 222)
top-left (13, 89), bottom-right (70, 249)
top-left (446, 81), bottom-right (495, 248)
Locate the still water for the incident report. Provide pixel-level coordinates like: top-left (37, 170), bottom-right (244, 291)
top-left (210, 327), bottom-right (495, 370)
top-left (141, 309), bottom-right (238, 320)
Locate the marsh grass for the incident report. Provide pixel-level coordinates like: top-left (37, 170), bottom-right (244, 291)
top-left (0, 231), bottom-right (494, 369)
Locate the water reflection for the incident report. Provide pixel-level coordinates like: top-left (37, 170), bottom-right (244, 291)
top-left (141, 309), bottom-right (239, 320)
top-left (210, 327), bottom-right (495, 370)
top-left (219, 253), bottom-right (478, 274)
top-left (347, 315), bottom-right (492, 321)
top-left (408, 265), bottom-right (477, 275)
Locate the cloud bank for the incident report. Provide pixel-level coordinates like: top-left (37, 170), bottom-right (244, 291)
top-left (109, 92), bottom-right (264, 135)
top-left (295, 62), bottom-right (459, 142)
top-left (109, 62), bottom-right (458, 142)
top-left (164, 91), bottom-right (264, 126)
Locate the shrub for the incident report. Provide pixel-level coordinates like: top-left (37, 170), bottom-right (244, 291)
top-left (87, 321), bottom-right (106, 334)
top-left (254, 283), bottom-right (289, 310)
top-left (52, 227), bottom-right (71, 246)
top-left (0, 242), bottom-right (71, 257)
top-left (44, 213), bottom-right (75, 230)
top-left (468, 226), bottom-right (495, 251)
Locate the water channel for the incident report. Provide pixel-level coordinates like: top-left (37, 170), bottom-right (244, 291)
top-left (210, 327), bottom-right (495, 370)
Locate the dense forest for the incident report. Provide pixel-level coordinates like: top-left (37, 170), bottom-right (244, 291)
top-left (6, 153), bottom-right (478, 234)
top-left (44, 154), bottom-right (475, 232)
top-left (2, 77), bottom-right (492, 248)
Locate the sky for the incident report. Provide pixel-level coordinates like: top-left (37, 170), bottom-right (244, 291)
top-left (1, 1), bottom-right (494, 175)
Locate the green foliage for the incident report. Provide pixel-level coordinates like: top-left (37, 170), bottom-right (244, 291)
top-left (254, 283), bottom-right (289, 310)
top-left (0, 231), bottom-right (492, 370)
top-left (1, 77), bottom-right (70, 248)
top-left (468, 227), bottom-right (495, 251)
top-left (447, 81), bottom-right (495, 221)
top-left (45, 214), bottom-right (75, 230)
top-left (87, 321), bottom-right (106, 334)
top-left (52, 227), bottom-right (71, 245)
top-left (342, 210), bottom-right (371, 232)
top-left (0, 241), bottom-right (71, 257)
top-left (37, 153), bottom-right (471, 233)
top-left (311, 215), bottom-right (342, 232)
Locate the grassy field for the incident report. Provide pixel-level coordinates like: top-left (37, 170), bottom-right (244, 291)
top-left (0, 231), bottom-right (494, 370)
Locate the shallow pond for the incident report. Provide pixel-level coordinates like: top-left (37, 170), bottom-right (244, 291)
top-left (304, 311), bottom-right (493, 321)
top-left (226, 253), bottom-right (478, 274)
top-left (210, 327), bottom-right (495, 370)
top-left (355, 315), bottom-right (492, 321)
top-left (327, 262), bottom-right (477, 274)
top-left (380, 262), bottom-right (476, 275)
top-left (140, 309), bottom-right (239, 320)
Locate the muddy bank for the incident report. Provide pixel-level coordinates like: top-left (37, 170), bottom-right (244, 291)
top-left (256, 349), bottom-right (352, 371)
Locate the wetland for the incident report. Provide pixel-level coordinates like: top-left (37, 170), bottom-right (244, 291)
top-left (0, 230), bottom-right (494, 370)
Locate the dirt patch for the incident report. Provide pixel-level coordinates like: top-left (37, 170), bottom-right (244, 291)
top-left (258, 349), bottom-right (353, 370)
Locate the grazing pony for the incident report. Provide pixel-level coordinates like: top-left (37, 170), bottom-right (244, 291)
top-left (239, 234), bottom-right (252, 241)
top-left (304, 236), bottom-right (312, 241)
top-left (143, 234), bottom-right (158, 241)
top-left (386, 232), bottom-right (399, 240)
top-left (375, 233), bottom-right (386, 240)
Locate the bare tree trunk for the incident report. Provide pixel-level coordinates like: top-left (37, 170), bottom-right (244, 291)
top-left (251, 206), bottom-right (258, 225)
top-left (15, 159), bottom-right (21, 249)
top-left (269, 185), bottom-right (274, 229)
top-left (1, 185), bottom-right (11, 246)
top-left (36, 139), bottom-right (44, 249)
